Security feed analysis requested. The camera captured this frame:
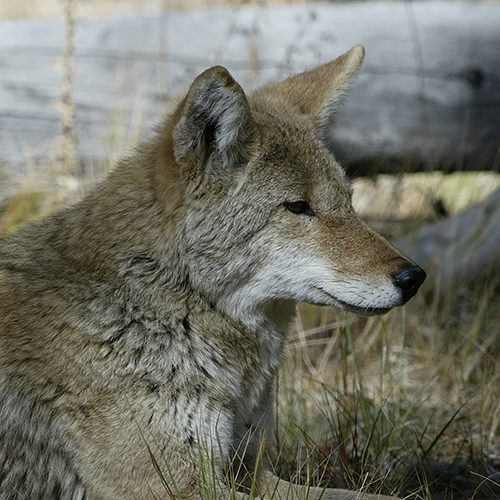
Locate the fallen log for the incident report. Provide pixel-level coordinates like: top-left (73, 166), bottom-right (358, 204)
top-left (0, 1), bottom-right (499, 176)
top-left (393, 187), bottom-right (500, 294)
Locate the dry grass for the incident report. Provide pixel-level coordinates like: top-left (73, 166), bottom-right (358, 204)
top-left (276, 287), bottom-right (500, 499)
top-left (353, 173), bottom-right (500, 222)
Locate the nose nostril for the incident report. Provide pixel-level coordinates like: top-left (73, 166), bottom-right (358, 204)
top-left (392, 265), bottom-right (427, 302)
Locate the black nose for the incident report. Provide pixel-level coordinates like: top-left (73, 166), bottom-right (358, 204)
top-left (392, 265), bottom-right (427, 303)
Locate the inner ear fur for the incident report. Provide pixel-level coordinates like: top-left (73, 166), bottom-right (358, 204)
top-left (254, 45), bottom-right (365, 138)
top-left (173, 66), bottom-right (256, 172)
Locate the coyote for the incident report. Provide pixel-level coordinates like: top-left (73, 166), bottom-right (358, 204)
top-left (0, 46), bottom-right (425, 500)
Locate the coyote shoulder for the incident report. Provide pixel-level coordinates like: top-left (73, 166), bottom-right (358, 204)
top-left (0, 46), bottom-right (425, 500)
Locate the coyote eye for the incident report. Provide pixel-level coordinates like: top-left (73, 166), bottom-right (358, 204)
top-left (284, 200), bottom-right (316, 216)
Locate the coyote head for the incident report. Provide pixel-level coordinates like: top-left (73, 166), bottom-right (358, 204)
top-left (164, 47), bottom-right (425, 323)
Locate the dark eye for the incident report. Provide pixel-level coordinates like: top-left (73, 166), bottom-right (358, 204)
top-left (284, 200), bottom-right (316, 216)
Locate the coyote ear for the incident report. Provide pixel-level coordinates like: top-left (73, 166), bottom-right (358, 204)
top-left (173, 66), bottom-right (255, 172)
top-left (257, 46), bottom-right (364, 138)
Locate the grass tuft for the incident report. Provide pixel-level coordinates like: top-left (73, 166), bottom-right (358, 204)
top-left (275, 287), bottom-right (500, 499)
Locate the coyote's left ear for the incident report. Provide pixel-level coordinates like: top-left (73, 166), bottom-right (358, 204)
top-left (256, 46), bottom-right (364, 139)
top-left (173, 66), bottom-right (255, 173)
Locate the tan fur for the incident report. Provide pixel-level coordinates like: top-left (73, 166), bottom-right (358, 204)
top-left (0, 47), bottom-right (425, 500)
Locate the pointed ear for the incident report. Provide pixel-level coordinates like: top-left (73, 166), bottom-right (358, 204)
top-left (173, 66), bottom-right (255, 172)
top-left (256, 46), bottom-right (364, 138)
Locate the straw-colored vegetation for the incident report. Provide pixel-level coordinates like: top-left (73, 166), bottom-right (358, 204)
top-left (276, 285), bottom-right (500, 499)
top-left (1, 1), bottom-right (499, 499)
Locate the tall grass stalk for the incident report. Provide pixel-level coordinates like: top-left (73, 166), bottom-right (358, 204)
top-left (53, 0), bottom-right (77, 178)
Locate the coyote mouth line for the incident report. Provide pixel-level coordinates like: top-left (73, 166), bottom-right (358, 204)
top-left (313, 286), bottom-right (391, 316)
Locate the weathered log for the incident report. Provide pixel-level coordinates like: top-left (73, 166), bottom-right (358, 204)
top-left (0, 1), bottom-right (499, 177)
top-left (393, 187), bottom-right (500, 294)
